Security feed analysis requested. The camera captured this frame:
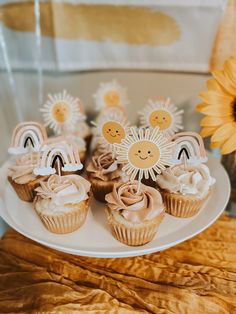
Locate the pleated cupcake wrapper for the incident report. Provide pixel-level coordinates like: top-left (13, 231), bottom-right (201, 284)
top-left (8, 176), bottom-right (46, 203)
top-left (88, 176), bottom-right (117, 202)
top-left (161, 191), bottom-right (209, 218)
top-left (105, 207), bottom-right (165, 246)
top-left (35, 200), bottom-right (89, 234)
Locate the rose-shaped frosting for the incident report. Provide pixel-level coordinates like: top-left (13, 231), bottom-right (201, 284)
top-left (87, 152), bottom-right (127, 182)
top-left (8, 153), bottom-right (39, 184)
top-left (105, 181), bottom-right (164, 223)
top-left (35, 174), bottom-right (90, 208)
top-left (156, 164), bottom-right (215, 198)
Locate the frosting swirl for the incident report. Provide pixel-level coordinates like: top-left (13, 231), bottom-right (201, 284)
top-left (87, 152), bottom-right (127, 182)
top-left (8, 153), bottom-right (39, 184)
top-left (35, 174), bottom-right (90, 207)
top-left (156, 164), bottom-right (215, 198)
top-left (105, 181), bottom-right (164, 223)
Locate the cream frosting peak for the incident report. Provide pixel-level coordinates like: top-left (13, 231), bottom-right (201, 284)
top-left (8, 153), bottom-right (39, 184)
top-left (87, 152), bottom-right (127, 182)
top-left (105, 181), bottom-right (164, 223)
top-left (156, 164), bottom-right (215, 198)
top-left (35, 174), bottom-right (90, 206)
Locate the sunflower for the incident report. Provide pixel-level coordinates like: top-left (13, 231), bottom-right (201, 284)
top-left (196, 56), bottom-right (236, 155)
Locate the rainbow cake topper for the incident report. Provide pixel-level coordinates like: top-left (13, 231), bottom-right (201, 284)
top-left (170, 132), bottom-right (207, 165)
top-left (93, 80), bottom-right (129, 111)
top-left (92, 111), bottom-right (130, 152)
top-left (41, 90), bottom-right (85, 135)
top-left (139, 98), bottom-right (183, 137)
top-left (8, 122), bottom-right (47, 155)
top-left (115, 127), bottom-right (173, 191)
top-left (34, 140), bottom-right (83, 176)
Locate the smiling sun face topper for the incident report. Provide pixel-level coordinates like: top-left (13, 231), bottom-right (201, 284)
top-left (93, 80), bottom-right (129, 111)
top-left (139, 98), bottom-right (183, 137)
top-left (92, 111), bottom-right (130, 152)
top-left (41, 90), bottom-right (85, 135)
top-left (115, 127), bottom-right (173, 181)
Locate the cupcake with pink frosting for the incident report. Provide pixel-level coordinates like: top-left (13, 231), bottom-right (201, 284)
top-left (8, 153), bottom-right (47, 202)
top-left (105, 181), bottom-right (165, 246)
top-left (86, 152), bottom-right (128, 202)
top-left (34, 174), bottom-right (91, 234)
top-left (156, 164), bottom-right (215, 218)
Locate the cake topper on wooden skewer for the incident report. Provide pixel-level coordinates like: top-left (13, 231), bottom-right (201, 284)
top-left (169, 132), bottom-right (207, 166)
top-left (41, 90), bottom-right (85, 135)
top-left (139, 98), bottom-right (183, 137)
top-left (93, 80), bottom-right (129, 112)
top-left (92, 111), bottom-right (130, 153)
top-left (8, 122), bottom-right (47, 155)
top-left (34, 140), bottom-right (83, 176)
top-left (115, 127), bottom-right (173, 192)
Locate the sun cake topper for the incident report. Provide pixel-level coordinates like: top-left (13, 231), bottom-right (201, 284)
top-left (170, 132), bottom-right (207, 165)
top-left (139, 98), bottom-right (183, 137)
top-left (8, 122), bottom-right (47, 155)
top-left (93, 80), bottom-right (129, 111)
top-left (115, 127), bottom-right (173, 190)
top-left (41, 90), bottom-right (85, 135)
top-left (92, 111), bottom-right (130, 152)
top-left (34, 140), bottom-right (83, 176)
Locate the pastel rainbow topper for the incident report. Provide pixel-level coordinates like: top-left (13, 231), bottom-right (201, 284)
top-left (8, 122), bottom-right (47, 155)
top-left (93, 80), bottom-right (129, 111)
top-left (115, 127), bottom-right (173, 183)
top-left (34, 140), bottom-right (83, 176)
top-left (170, 132), bottom-right (207, 165)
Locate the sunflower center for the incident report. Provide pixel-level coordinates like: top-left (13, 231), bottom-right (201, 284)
top-left (233, 100), bottom-right (236, 121)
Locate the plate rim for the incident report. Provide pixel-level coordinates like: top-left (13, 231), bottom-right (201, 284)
top-left (0, 153), bottom-right (231, 258)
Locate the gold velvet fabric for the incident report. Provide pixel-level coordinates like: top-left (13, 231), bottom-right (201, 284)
top-left (0, 214), bottom-right (235, 313)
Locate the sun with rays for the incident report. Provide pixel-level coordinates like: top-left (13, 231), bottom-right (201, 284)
top-left (93, 80), bottom-right (129, 111)
top-left (41, 90), bottom-right (85, 135)
top-left (139, 98), bottom-right (183, 137)
top-left (115, 127), bottom-right (173, 181)
top-left (92, 111), bottom-right (130, 152)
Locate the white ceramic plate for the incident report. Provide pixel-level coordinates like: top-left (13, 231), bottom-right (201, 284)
top-left (0, 154), bottom-right (230, 258)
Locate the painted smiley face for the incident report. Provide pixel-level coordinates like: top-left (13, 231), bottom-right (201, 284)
top-left (102, 121), bottom-right (126, 144)
top-left (52, 103), bottom-right (70, 123)
top-left (104, 91), bottom-right (121, 107)
top-left (149, 110), bottom-right (172, 130)
top-left (128, 140), bottom-right (160, 169)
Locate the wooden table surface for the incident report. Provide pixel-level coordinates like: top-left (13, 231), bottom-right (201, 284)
top-left (0, 214), bottom-right (235, 313)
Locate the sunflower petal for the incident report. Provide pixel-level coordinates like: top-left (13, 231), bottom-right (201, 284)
top-left (212, 70), bottom-right (236, 96)
top-left (196, 103), bottom-right (208, 111)
top-left (206, 78), bottom-right (225, 93)
top-left (210, 141), bottom-right (222, 149)
top-left (200, 116), bottom-right (233, 127)
top-left (200, 127), bottom-right (217, 138)
top-left (199, 90), bottom-right (234, 106)
top-left (198, 104), bottom-right (232, 117)
top-left (211, 122), bottom-right (236, 142)
top-left (221, 133), bottom-right (236, 154)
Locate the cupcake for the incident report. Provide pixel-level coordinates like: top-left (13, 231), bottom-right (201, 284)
top-left (34, 174), bottom-right (91, 234)
top-left (86, 152), bottom-right (128, 202)
top-left (156, 164), bottom-right (215, 218)
top-left (105, 181), bottom-right (165, 246)
top-left (8, 153), bottom-right (47, 202)
top-left (74, 121), bottom-right (92, 150)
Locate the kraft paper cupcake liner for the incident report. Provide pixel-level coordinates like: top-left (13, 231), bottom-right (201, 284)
top-left (105, 207), bottom-right (165, 246)
top-left (88, 176), bottom-right (120, 202)
top-left (34, 197), bottom-right (90, 234)
top-left (161, 190), bottom-right (210, 218)
top-left (8, 176), bottom-right (47, 203)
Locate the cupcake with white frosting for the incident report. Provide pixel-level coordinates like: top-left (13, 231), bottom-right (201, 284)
top-left (8, 153), bottom-right (47, 202)
top-left (105, 181), bottom-right (165, 246)
top-left (86, 152), bottom-right (128, 202)
top-left (34, 174), bottom-right (91, 234)
top-left (156, 164), bottom-right (215, 218)
top-left (74, 121), bottom-right (92, 149)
